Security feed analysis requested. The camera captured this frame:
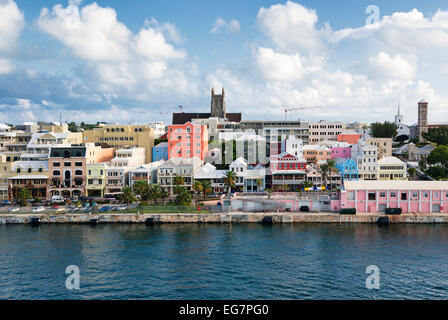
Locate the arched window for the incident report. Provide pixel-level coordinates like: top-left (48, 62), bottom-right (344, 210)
top-left (111, 128), bottom-right (115, 132)
top-left (75, 170), bottom-right (83, 176)
top-left (28, 168), bottom-right (32, 173)
top-left (17, 168), bottom-right (21, 173)
top-left (53, 170), bottom-right (60, 176)
top-left (39, 168), bottom-right (43, 173)
top-left (121, 128), bottom-right (124, 132)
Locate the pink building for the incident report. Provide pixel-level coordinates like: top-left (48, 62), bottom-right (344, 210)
top-left (168, 122), bottom-right (208, 161)
top-left (334, 180), bottom-right (448, 213)
top-left (270, 152), bottom-right (307, 191)
top-left (331, 142), bottom-right (352, 160)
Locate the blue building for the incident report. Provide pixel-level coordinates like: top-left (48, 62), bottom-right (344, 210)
top-left (152, 142), bottom-right (168, 162)
top-left (335, 158), bottom-right (358, 181)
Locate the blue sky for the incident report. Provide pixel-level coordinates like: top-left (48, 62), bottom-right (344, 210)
top-left (1, 0), bottom-right (448, 125)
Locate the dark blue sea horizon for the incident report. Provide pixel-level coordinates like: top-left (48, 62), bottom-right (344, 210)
top-left (0, 224), bottom-right (447, 300)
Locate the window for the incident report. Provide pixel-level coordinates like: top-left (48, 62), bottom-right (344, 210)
top-left (64, 162), bottom-right (71, 167)
top-left (28, 168), bottom-right (32, 173)
top-left (17, 168), bottom-right (21, 173)
top-left (347, 192), bottom-right (355, 200)
top-left (53, 170), bottom-right (60, 176)
top-left (401, 193), bottom-right (407, 201)
top-left (391, 192), bottom-right (396, 197)
top-left (53, 162), bottom-right (60, 167)
top-left (368, 193), bottom-right (376, 201)
top-left (75, 162), bottom-right (82, 167)
top-left (380, 192), bottom-right (386, 198)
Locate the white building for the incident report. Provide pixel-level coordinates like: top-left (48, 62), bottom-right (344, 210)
top-left (129, 160), bottom-right (166, 186)
top-left (105, 147), bottom-right (146, 195)
top-left (157, 157), bottom-right (203, 193)
top-left (355, 143), bottom-right (378, 180)
top-left (394, 104), bottom-right (411, 138)
top-left (230, 157), bottom-right (248, 187)
top-left (149, 122), bottom-right (166, 139)
top-left (194, 163), bottom-right (226, 193)
top-left (309, 121), bottom-right (346, 144)
top-left (284, 135), bottom-right (303, 158)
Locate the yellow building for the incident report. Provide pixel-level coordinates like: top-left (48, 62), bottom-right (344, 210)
top-left (86, 163), bottom-right (107, 198)
top-left (85, 143), bottom-right (115, 164)
top-left (83, 124), bottom-right (154, 164)
top-left (38, 122), bottom-right (69, 133)
top-left (366, 138), bottom-right (392, 159)
top-left (0, 154), bottom-right (14, 200)
top-left (378, 156), bottom-right (407, 180)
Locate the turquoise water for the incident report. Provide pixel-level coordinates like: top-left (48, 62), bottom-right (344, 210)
top-left (0, 224), bottom-right (447, 299)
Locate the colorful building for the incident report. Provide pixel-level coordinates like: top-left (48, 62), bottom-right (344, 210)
top-left (337, 180), bottom-right (448, 213)
top-left (335, 158), bottom-right (359, 181)
top-left (366, 138), bottom-right (392, 159)
top-left (378, 156), bottom-right (407, 180)
top-left (309, 121), bottom-right (345, 144)
top-left (8, 161), bottom-right (49, 201)
top-left (167, 122), bottom-right (208, 161)
top-left (302, 145), bottom-right (332, 164)
top-left (337, 131), bottom-right (363, 145)
top-left (86, 163), bottom-right (107, 198)
top-left (270, 152), bottom-right (307, 191)
top-left (330, 142), bottom-right (352, 160)
top-left (83, 124), bottom-right (155, 164)
top-left (152, 142), bottom-right (168, 162)
top-left (49, 146), bottom-right (87, 199)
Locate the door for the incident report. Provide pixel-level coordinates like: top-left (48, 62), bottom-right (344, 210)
top-left (378, 204), bottom-right (387, 213)
top-left (432, 204), bottom-right (441, 213)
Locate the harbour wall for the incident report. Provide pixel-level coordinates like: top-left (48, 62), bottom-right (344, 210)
top-left (0, 212), bottom-right (448, 224)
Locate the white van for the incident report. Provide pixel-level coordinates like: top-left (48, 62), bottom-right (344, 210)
top-left (51, 195), bottom-right (65, 203)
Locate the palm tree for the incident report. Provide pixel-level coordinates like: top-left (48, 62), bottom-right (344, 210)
top-left (133, 180), bottom-right (149, 202)
top-left (265, 188), bottom-right (273, 199)
top-left (120, 186), bottom-right (136, 211)
top-left (173, 175), bottom-right (185, 186)
top-left (148, 185), bottom-right (162, 205)
top-left (193, 181), bottom-right (203, 202)
top-left (224, 171), bottom-right (237, 195)
top-left (319, 164), bottom-right (331, 189)
top-left (18, 188), bottom-right (31, 207)
top-left (201, 180), bottom-right (212, 200)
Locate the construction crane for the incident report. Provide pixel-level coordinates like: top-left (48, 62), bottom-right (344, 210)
top-left (283, 105), bottom-right (325, 120)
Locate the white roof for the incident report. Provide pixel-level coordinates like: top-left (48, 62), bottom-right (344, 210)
top-left (331, 142), bottom-right (351, 148)
top-left (344, 180), bottom-right (448, 191)
top-left (12, 161), bottom-right (48, 171)
top-left (131, 160), bottom-right (166, 172)
top-left (303, 145), bottom-right (330, 151)
top-left (9, 175), bottom-right (49, 180)
top-left (194, 163), bottom-right (226, 179)
top-left (0, 123), bottom-right (11, 130)
top-left (231, 157), bottom-right (248, 167)
top-left (161, 156), bottom-right (203, 169)
top-left (378, 156), bottom-right (406, 165)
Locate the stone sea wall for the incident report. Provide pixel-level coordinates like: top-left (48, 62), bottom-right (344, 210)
top-left (0, 212), bottom-right (447, 224)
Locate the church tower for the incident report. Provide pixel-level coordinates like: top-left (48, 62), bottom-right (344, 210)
top-left (394, 102), bottom-right (404, 126)
top-left (211, 88), bottom-right (226, 118)
top-left (418, 99), bottom-right (428, 142)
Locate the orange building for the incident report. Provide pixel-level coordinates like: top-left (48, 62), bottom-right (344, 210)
top-left (302, 145), bottom-right (332, 164)
top-left (337, 131), bottom-right (363, 145)
top-left (168, 122), bottom-right (208, 161)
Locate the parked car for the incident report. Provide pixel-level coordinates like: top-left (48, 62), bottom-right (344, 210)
top-left (99, 206), bottom-right (111, 212)
top-left (1, 200), bottom-right (11, 206)
top-left (55, 208), bottom-right (65, 213)
top-left (9, 207), bottom-right (19, 213)
top-left (32, 206), bottom-right (45, 213)
top-left (51, 195), bottom-right (65, 203)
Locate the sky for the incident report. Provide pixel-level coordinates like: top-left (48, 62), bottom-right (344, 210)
top-left (1, 0), bottom-right (448, 125)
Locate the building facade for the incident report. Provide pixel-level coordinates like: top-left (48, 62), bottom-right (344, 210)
top-left (270, 152), bottom-right (307, 191)
top-left (338, 181), bottom-right (448, 213)
top-left (167, 122), bottom-right (208, 161)
top-left (366, 138), bottom-right (392, 159)
top-left (309, 121), bottom-right (345, 144)
top-left (378, 156), bottom-right (407, 180)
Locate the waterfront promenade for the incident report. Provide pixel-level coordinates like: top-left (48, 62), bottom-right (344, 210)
top-left (1, 212), bottom-right (448, 224)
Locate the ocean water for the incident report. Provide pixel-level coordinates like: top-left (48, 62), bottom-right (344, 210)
top-left (0, 223), bottom-right (447, 300)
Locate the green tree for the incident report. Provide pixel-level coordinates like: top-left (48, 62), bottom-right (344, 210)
top-left (301, 180), bottom-right (314, 189)
top-left (395, 134), bottom-right (409, 143)
top-left (224, 171), bottom-right (237, 195)
top-left (68, 122), bottom-right (79, 132)
top-left (17, 188), bottom-right (31, 206)
top-left (174, 187), bottom-right (192, 206)
top-left (370, 121), bottom-right (398, 138)
top-left (120, 186), bottom-right (136, 210)
top-left (148, 185), bottom-right (162, 205)
top-left (193, 181), bottom-right (203, 202)
top-left (422, 127), bottom-right (448, 146)
top-left (173, 175), bottom-right (185, 186)
top-left (419, 158), bottom-right (427, 171)
top-left (133, 180), bottom-right (150, 201)
top-left (408, 167), bottom-right (417, 180)
top-left (201, 180), bottom-right (212, 199)
top-left (425, 166), bottom-right (448, 180)
top-left (427, 146), bottom-right (448, 172)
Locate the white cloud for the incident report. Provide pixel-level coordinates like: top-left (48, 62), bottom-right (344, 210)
top-left (255, 47), bottom-right (305, 82)
top-left (0, 0), bottom-right (25, 53)
top-left (257, 1), bottom-right (324, 52)
top-left (210, 17), bottom-right (240, 34)
top-left (37, 2), bottom-right (197, 105)
top-left (0, 58), bottom-right (14, 75)
top-left (369, 52), bottom-right (416, 80)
